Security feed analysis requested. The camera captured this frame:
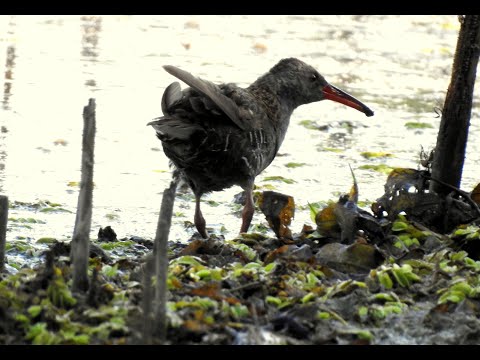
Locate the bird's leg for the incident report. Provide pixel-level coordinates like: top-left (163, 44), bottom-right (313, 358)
top-left (240, 183), bottom-right (255, 234)
top-left (194, 195), bottom-right (208, 238)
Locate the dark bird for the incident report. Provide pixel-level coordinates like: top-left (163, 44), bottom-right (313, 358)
top-left (148, 58), bottom-right (374, 238)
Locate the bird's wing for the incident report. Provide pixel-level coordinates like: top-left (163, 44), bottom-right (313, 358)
top-left (161, 82), bottom-right (183, 115)
top-left (163, 65), bottom-right (247, 130)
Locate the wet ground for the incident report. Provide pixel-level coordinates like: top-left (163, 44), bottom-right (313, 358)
top-left (3, 206), bottom-right (480, 345)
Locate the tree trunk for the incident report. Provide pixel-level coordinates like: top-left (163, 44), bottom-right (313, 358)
top-left (430, 15), bottom-right (480, 195)
top-left (71, 99), bottom-right (96, 293)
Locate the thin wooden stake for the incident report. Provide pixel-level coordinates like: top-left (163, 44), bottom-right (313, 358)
top-left (71, 98), bottom-right (96, 293)
top-left (0, 195), bottom-right (8, 272)
top-left (154, 171), bottom-right (179, 342)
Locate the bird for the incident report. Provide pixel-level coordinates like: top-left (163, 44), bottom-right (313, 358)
top-left (148, 58), bottom-right (374, 239)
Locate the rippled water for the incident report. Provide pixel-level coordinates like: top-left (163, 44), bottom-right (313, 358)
top-left (0, 15), bottom-right (478, 255)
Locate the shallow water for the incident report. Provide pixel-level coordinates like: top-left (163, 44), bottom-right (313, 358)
top-left (0, 15), bottom-right (479, 258)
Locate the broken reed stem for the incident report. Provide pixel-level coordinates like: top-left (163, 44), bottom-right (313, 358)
top-left (142, 256), bottom-right (154, 344)
top-left (0, 195), bottom-right (8, 272)
top-left (154, 172), bottom-right (179, 343)
top-left (71, 98), bottom-right (96, 293)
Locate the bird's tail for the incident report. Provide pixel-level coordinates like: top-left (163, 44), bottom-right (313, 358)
top-left (147, 117), bottom-right (201, 142)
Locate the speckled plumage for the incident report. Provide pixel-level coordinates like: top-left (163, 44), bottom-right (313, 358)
top-left (149, 58), bottom-right (373, 238)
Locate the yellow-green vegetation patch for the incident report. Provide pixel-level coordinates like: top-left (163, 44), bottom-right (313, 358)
top-left (437, 278), bottom-right (479, 304)
top-left (249, 223), bottom-right (270, 234)
top-left (404, 122), bottom-right (434, 130)
top-left (105, 213), bottom-right (120, 221)
top-left (319, 147), bottom-right (344, 153)
top-left (320, 280), bottom-right (366, 301)
top-left (256, 183), bottom-right (278, 191)
top-left (99, 240), bottom-right (135, 251)
top-left (341, 328), bottom-right (374, 342)
top-left (284, 162), bottom-right (307, 168)
top-left (101, 264), bottom-right (119, 278)
top-left (360, 151), bottom-right (394, 159)
top-left (452, 225), bottom-right (480, 240)
top-left (7, 240), bottom-right (33, 253)
top-left (9, 217), bottom-right (46, 224)
top-left (36, 237), bottom-right (57, 244)
top-left (47, 269), bottom-right (77, 308)
top-left (40, 207), bottom-right (72, 213)
top-left (316, 311), bottom-right (331, 320)
top-left (206, 200), bottom-right (221, 207)
top-left (371, 264), bottom-right (421, 289)
top-left (394, 234), bottom-right (420, 248)
top-left (229, 243), bottom-right (259, 261)
top-left (262, 176), bottom-right (296, 184)
top-left (299, 119), bottom-right (320, 130)
top-left (359, 164), bottom-right (394, 175)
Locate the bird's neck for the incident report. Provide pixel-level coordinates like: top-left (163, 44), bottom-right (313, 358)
top-left (249, 73), bottom-right (304, 111)
top-left (247, 77), bottom-right (294, 154)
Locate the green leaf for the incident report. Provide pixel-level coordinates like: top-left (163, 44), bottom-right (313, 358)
top-left (439, 291), bottom-right (465, 304)
top-left (70, 334), bottom-right (89, 345)
top-left (356, 330), bottom-right (374, 341)
top-left (26, 322), bottom-right (48, 340)
top-left (450, 282), bottom-right (474, 296)
top-left (372, 307), bottom-right (386, 320)
top-left (450, 251), bottom-right (468, 261)
top-left (374, 293), bottom-right (395, 302)
top-left (232, 244), bottom-right (257, 261)
top-left (263, 262), bottom-right (276, 273)
top-left (306, 273), bottom-right (320, 287)
top-left (101, 264), bottom-right (118, 277)
top-left (308, 202), bottom-right (320, 223)
top-left (378, 271), bottom-right (393, 289)
top-left (14, 313), bottom-right (30, 324)
top-left (301, 292), bottom-right (315, 304)
top-left (230, 304), bottom-right (249, 319)
top-left (392, 221), bottom-right (409, 231)
top-left (170, 256), bottom-right (205, 267)
top-left (316, 312), bottom-right (331, 320)
top-left (358, 306), bottom-right (369, 317)
top-left (266, 296), bottom-right (282, 306)
top-left (391, 264), bottom-right (419, 288)
top-left (27, 305), bottom-right (42, 318)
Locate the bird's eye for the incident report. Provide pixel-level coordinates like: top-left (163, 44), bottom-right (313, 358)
top-left (310, 74), bottom-right (317, 82)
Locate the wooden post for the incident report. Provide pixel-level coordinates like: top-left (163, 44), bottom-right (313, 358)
top-left (71, 98), bottom-right (96, 293)
top-left (154, 172), bottom-right (179, 342)
top-left (0, 195), bottom-right (8, 272)
top-left (430, 15), bottom-right (480, 195)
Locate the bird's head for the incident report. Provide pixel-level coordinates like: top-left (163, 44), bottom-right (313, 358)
top-left (267, 58), bottom-right (374, 117)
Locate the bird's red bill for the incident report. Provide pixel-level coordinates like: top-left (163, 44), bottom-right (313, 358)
top-left (323, 85), bottom-right (374, 117)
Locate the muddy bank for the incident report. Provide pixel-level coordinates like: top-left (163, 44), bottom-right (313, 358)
top-left (2, 185), bottom-right (480, 345)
